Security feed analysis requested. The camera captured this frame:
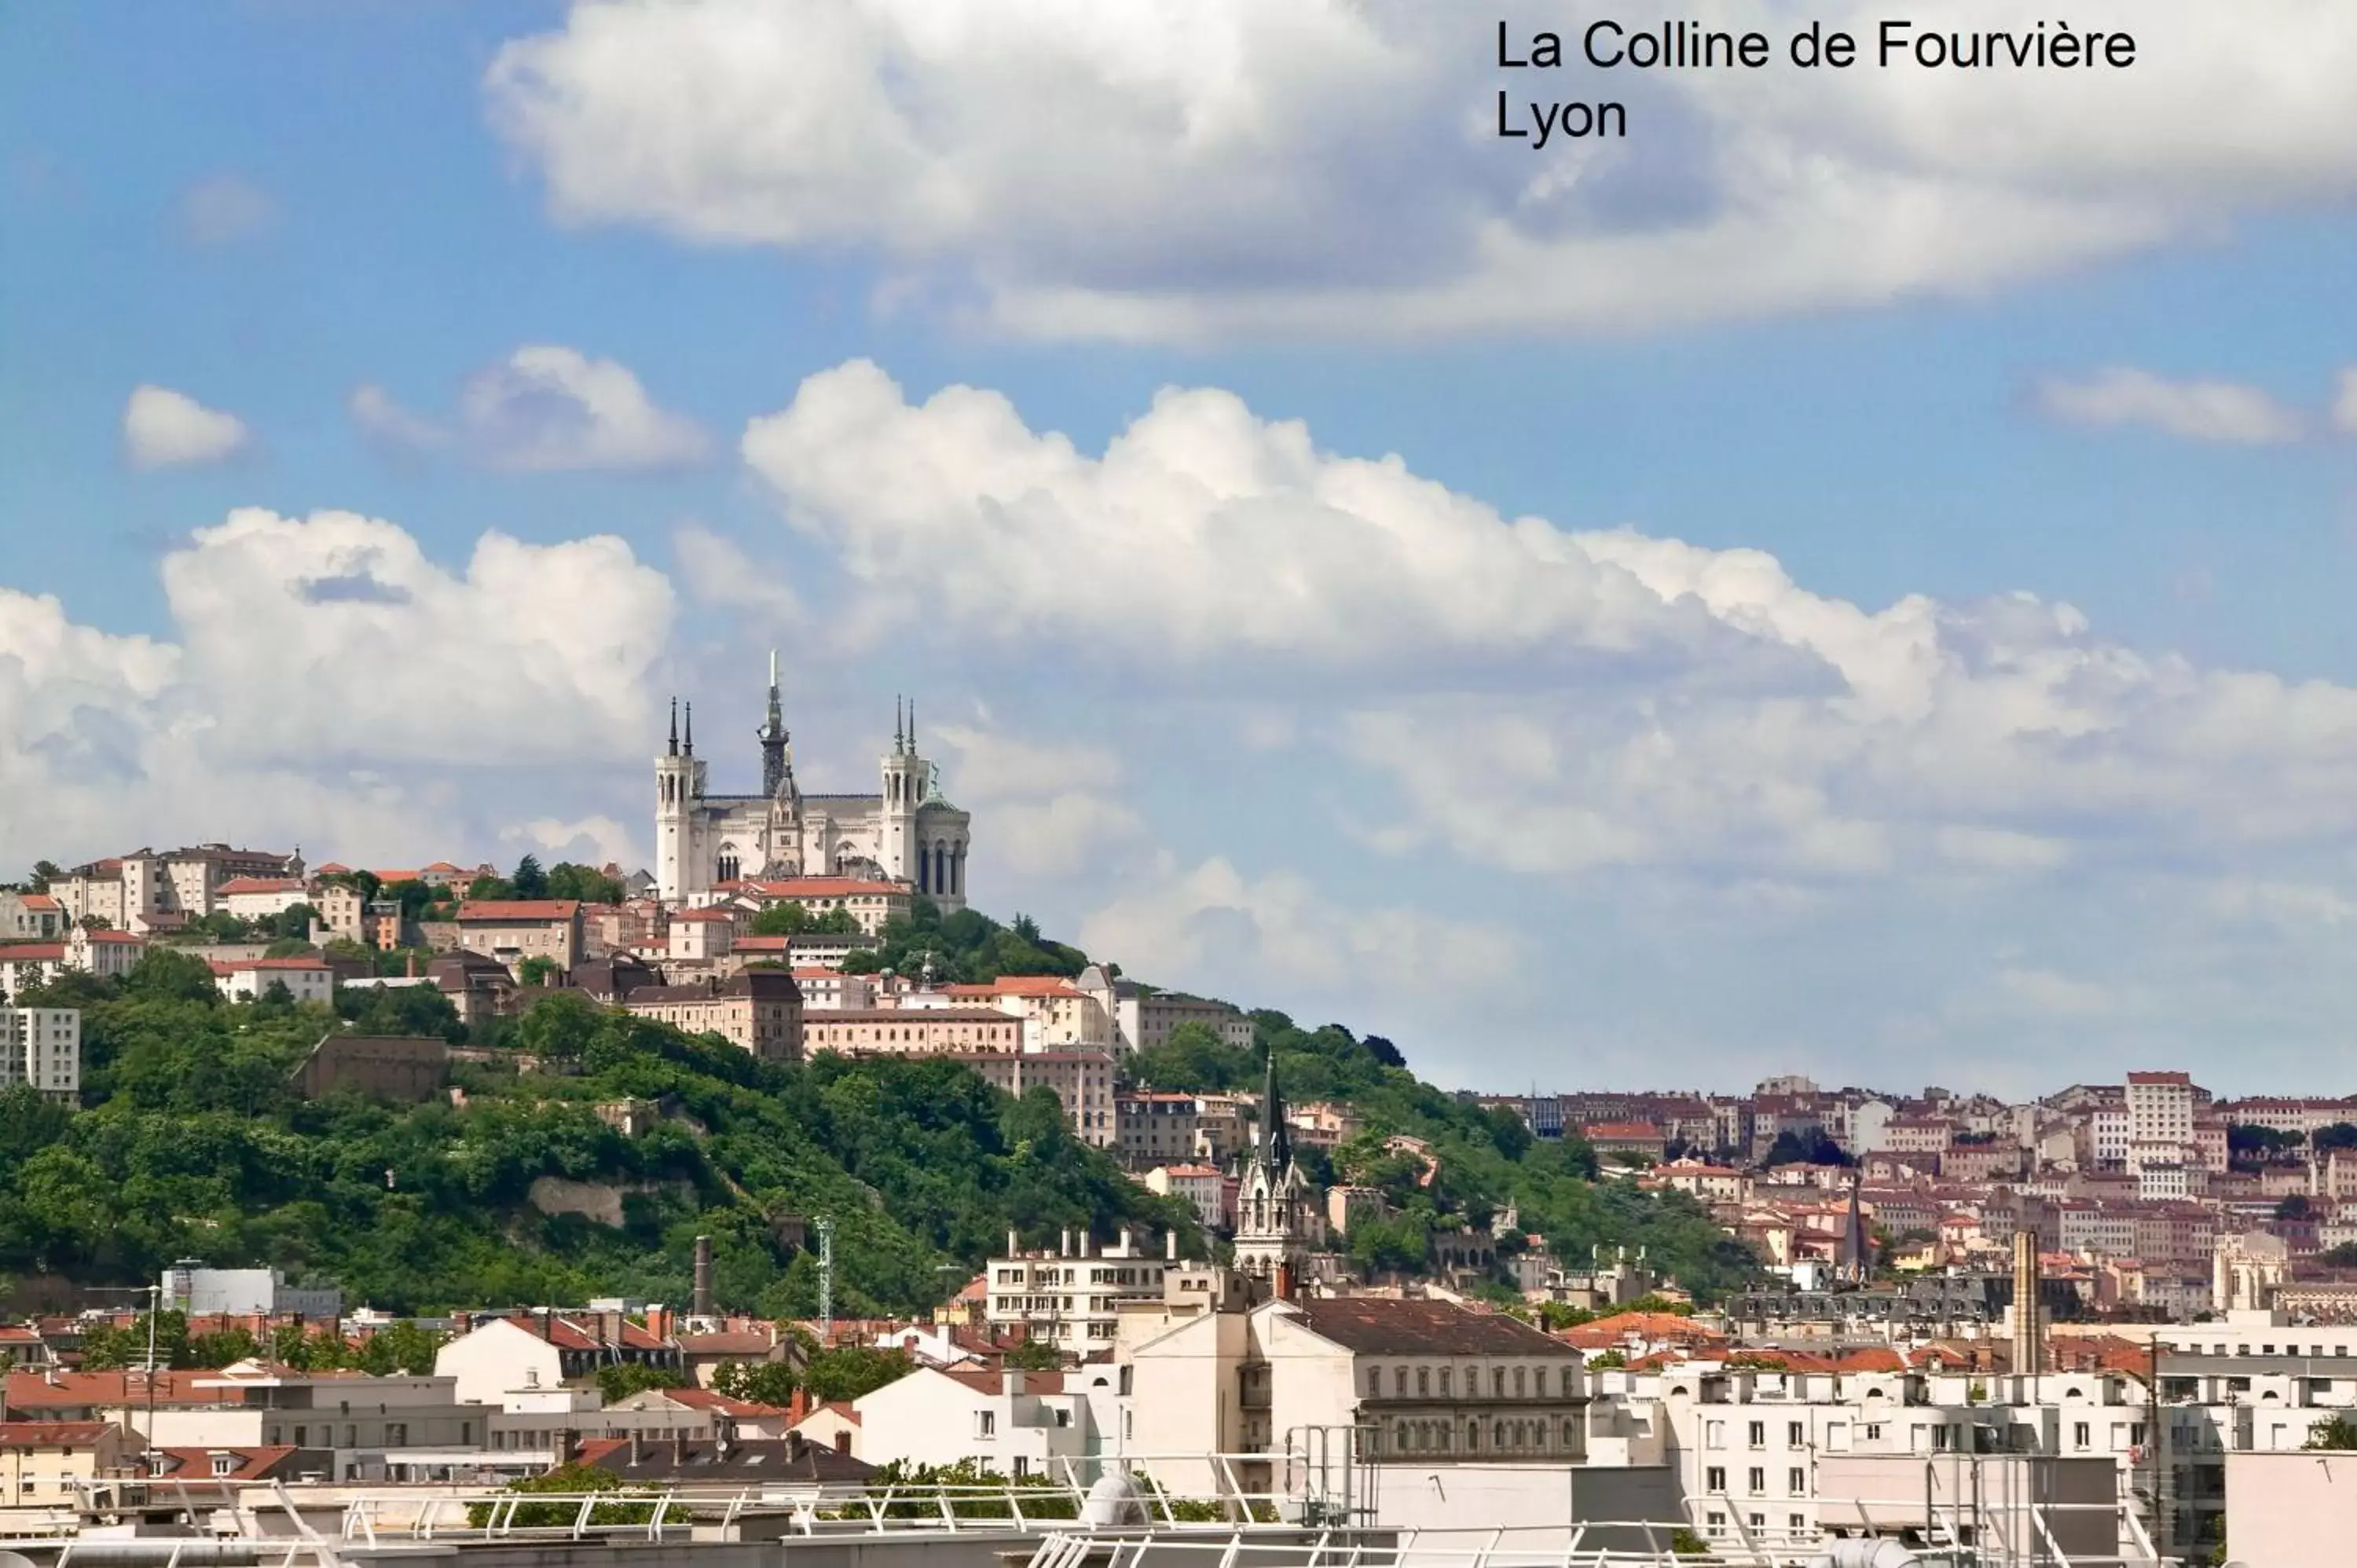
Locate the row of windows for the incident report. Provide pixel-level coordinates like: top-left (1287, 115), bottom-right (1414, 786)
top-left (1703, 1466), bottom-right (1809, 1496)
top-left (1386, 1416), bottom-right (1571, 1454)
top-left (1367, 1363), bottom-right (1567, 1400)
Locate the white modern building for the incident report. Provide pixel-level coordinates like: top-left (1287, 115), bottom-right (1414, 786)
top-left (0, 1007), bottom-right (79, 1099)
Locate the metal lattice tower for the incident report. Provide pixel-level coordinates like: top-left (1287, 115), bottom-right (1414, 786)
top-left (815, 1214), bottom-right (836, 1335)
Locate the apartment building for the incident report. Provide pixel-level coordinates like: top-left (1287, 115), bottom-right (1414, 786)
top-left (620, 971), bottom-right (804, 1061)
top-left (53, 845), bottom-right (302, 934)
top-left (984, 1230), bottom-right (1175, 1353)
top-left (800, 1008), bottom-right (1021, 1057)
top-left (451, 899), bottom-right (585, 973)
top-left (0, 1008), bottom-right (79, 1099)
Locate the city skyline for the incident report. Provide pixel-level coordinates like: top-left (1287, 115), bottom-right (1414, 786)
top-left (6, 5), bottom-right (2357, 1092)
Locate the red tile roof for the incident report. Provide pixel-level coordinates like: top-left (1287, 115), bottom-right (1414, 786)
top-left (0, 1421), bottom-right (113, 1445)
top-left (457, 900), bottom-right (582, 921)
top-left (752, 878), bottom-right (906, 899)
top-left (154, 1445), bottom-right (300, 1481)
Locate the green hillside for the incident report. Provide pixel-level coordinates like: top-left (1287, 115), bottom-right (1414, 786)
top-left (0, 902), bottom-right (1755, 1313)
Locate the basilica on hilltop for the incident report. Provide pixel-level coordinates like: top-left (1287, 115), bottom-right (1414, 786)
top-left (654, 656), bottom-right (973, 910)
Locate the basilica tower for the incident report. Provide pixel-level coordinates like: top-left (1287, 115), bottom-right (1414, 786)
top-left (654, 698), bottom-right (709, 902)
top-left (878, 698), bottom-right (922, 883)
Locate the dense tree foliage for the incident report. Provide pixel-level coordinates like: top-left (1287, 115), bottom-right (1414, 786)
top-left (845, 901), bottom-right (1089, 984)
top-left (750, 904), bottom-right (863, 938)
top-left (0, 951), bottom-right (1197, 1316)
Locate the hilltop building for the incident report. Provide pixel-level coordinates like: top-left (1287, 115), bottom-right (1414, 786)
top-left (654, 659), bottom-right (973, 910)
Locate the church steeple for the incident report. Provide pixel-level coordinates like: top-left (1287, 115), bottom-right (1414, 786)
top-left (893, 696), bottom-right (906, 756)
top-left (1259, 1049), bottom-right (1292, 1173)
top-left (684, 701), bottom-right (695, 757)
top-left (669, 697), bottom-right (679, 757)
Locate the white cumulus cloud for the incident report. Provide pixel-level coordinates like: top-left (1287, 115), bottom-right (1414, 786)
top-left (0, 509), bottom-right (676, 874)
top-left (485, 0), bottom-right (2357, 343)
top-left (460, 345), bottom-right (710, 471)
top-left (346, 348), bottom-right (709, 471)
top-left (731, 360), bottom-right (2357, 897)
top-left (123, 384), bottom-right (250, 469)
top-left (2036, 367), bottom-right (2307, 445)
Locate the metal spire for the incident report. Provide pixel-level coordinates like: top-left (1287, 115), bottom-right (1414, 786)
top-left (894, 695), bottom-right (905, 755)
top-left (669, 697), bottom-right (678, 757)
top-left (684, 701), bottom-right (694, 756)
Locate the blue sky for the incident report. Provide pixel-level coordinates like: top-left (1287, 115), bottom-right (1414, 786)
top-left (5, 2), bottom-right (2357, 1096)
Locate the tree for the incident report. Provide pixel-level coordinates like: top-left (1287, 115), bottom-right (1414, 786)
top-left (2316, 1124), bottom-right (2357, 1153)
top-left (358, 1320), bottom-right (445, 1376)
top-left (519, 956), bottom-right (559, 987)
top-left (511, 855), bottom-right (549, 899)
top-left (545, 863), bottom-right (625, 905)
top-left (801, 1345), bottom-right (915, 1403)
top-left (125, 947), bottom-right (225, 1005)
top-left (2277, 1194), bottom-right (2320, 1222)
top-left (1003, 1338), bottom-right (1063, 1371)
top-left (2307, 1414), bottom-right (2357, 1450)
top-left (1762, 1130), bottom-right (1851, 1167)
top-left (189, 1328), bottom-right (262, 1367)
top-left (2322, 1244), bottom-right (2357, 1269)
top-left (27, 860), bottom-right (61, 892)
top-left (596, 1361), bottom-right (686, 1402)
top-left (838, 948), bottom-right (882, 974)
top-left (752, 903), bottom-right (812, 937)
top-left (711, 1360), bottom-right (799, 1406)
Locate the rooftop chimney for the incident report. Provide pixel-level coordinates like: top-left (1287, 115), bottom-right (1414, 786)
top-left (1165, 1230), bottom-right (1178, 1262)
top-left (1007, 1228), bottom-right (1019, 1256)
top-left (2011, 1228), bottom-right (2042, 1380)
top-left (693, 1235), bottom-right (714, 1318)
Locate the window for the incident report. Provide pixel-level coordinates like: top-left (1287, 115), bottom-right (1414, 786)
top-left (1439, 1368), bottom-right (1452, 1397)
top-left (1788, 1467), bottom-right (1805, 1494)
top-left (1493, 1368), bottom-right (1506, 1398)
top-left (386, 1424), bottom-right (406, 1445)
top-left (1395, 1368), bottom-right (1408, 1397)
top-left (1534, 1368), bottom-right (1549, 1397)
top-left (1706, 1467), bottom-right (1727, 1494)
top-left (1365, 1367), bottom-right (1382, 1398)
top-left (975, 1411), bottom-right (996, 1438)
top-left (211, 1456), bottom-right (236, 1478)
top-left (1862, 1424), bottom-right (1882, 1443)
top-left (294, 1427), bottom-right (307, 1446)
top-left (1513, 1367), bottom-right (1527, 1397)
top-left (1013, 1456), bottom-right (1030, 1478)
top-left (1705, 1420), bottom-right (1726, 1449)
top-left (1748, 1420), bottom-right (1765, 1449)
top-left (1787, 1421), bottom-right (1805, 1446)
top-left (1748, 1468), bottom-right (1765, 1495)
top-left (1790, 1515), bottom-right (1806, 1533)
top-left (1467, 1424), bottom-right (1479, 1452)
top-left (1417, 1368), bottom-right (1430, 1396)
top-left (2073, 1423), bottom-right (2091, 1449)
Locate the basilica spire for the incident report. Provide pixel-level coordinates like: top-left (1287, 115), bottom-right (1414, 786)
top-left (684, 701), bottom-right (695, 757)
top-left (759, 650), bottom-right (791, 798)
top-left (669, 697), bottom-right (679, 757)
top-left (907, 699), bottom-right (917, 754)
top-left (894, 696), bottom-right (906, 756)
